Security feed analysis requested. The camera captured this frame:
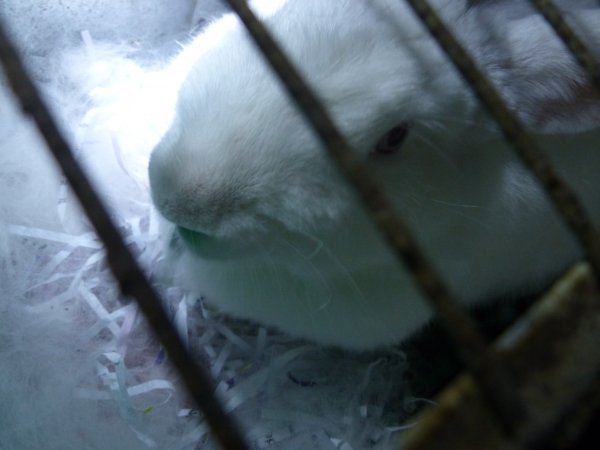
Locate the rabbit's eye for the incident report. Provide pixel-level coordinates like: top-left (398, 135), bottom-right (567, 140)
top-left (373, 123), bottom-right (409, 155)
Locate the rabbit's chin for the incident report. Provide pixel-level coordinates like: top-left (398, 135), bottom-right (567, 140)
top-left (168, 200), bottom-right (435, 351)
top-left (175, 221), bottom-right (433, 350)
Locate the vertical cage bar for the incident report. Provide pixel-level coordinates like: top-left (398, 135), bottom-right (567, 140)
top-left (0, 21), bottom-right (250, 450)
top-left (403, 0), bottom-right (600, 281)
top-left (221, 0), bottom-right (526, 431)
top-left (528, 0), bottom-right (600, 91)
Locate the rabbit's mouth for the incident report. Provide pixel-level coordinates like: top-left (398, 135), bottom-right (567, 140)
top-left (176, 217), bottom-right (332, 268)
top-left (176, 226), bottom-right (267, 260)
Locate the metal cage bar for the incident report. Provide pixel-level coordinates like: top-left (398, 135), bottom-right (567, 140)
top-left (0, 20), bottom-right (250, 450)
top-left (402, 262), bottom-right (600, 449)
top-left (221, 0), bottom-right (600, 442)
top-left (403, 0), bottom-right (600, 280)
top-left (221, 0), bottom-right (525, 432)
top-left (527, 0), bottom-right (600, 91)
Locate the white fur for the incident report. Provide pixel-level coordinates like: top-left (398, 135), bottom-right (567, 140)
top-left (149, 0), bottom-right (600, 349)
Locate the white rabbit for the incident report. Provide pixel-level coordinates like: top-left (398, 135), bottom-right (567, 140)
top-left (148, 0), bottom-right (600, 350)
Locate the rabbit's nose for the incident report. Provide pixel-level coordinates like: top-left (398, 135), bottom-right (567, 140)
top-left (148, 153), bottom-right (205, 228)
top-left (148, 152), bottom-right (240, 235)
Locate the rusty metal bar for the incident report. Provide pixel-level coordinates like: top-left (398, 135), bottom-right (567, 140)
top-left (401, 262), bottom-right (600, 450)
top-left (221, 0), bottom-right (525, 431)
top-left (0, 20), bottom-right (250, 450)
top-left (404, 0), bottom-right (600, 280)
top-left (528, 0), bottom-right (600, 92)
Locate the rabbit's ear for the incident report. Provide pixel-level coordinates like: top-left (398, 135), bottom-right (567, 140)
top-left (497, 10), bottom-right (600, 133)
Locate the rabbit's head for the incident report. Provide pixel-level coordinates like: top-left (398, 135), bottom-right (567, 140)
top-left (149, 1), bottom-right (470, 255)
top-left (148, 0), bottom-right (600, 348)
